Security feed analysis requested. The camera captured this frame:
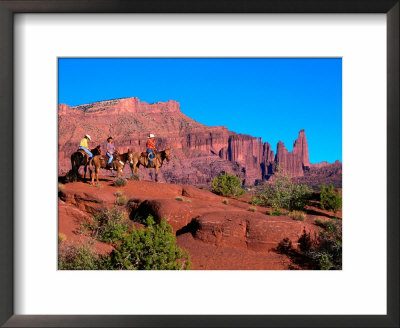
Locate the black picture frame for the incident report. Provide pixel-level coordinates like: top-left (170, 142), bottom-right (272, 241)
top-left (0, 1), bottom-right (398, 327)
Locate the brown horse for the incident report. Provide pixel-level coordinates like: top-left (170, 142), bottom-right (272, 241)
top-left (89, 154), bottom-right (123, 185)
top-left (70, 145), bottom-right (101, 181)
top-left (88, 150), bottom-right (134, 185)
top-left (130, 148), bottom-right (171, 182)
top-left (115, 149), bottom-right (135, 170)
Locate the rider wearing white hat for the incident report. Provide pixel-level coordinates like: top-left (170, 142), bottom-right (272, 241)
top-left (146, 133), bottom-right (157, 166)
top-left (78, 134), bottom-right (93, 159)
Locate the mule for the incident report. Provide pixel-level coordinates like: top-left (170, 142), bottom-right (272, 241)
top-left (130, 148), bottom-right (171, 182)
top-left (70, 145), bottom-right (101, 181)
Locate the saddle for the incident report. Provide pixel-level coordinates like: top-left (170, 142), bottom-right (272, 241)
top-left (77, 149), bottom-right (90, 163)
top-left (141, 151), bottom-right (156, 168)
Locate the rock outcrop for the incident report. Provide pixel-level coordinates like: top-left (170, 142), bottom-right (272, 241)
top-left (58, 97), bottom-right (340, 186)
top-left (275, 130), bottom-right (311, 177)
top-left (58, 179), bottom-right (329, 269)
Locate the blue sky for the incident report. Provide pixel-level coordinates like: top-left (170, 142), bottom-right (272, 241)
top-left (58, 58), bottom-right (342, 163)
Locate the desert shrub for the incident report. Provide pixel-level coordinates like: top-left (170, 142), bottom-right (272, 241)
top-left (314, 218), bottom-right (337, 234)
top-left (320, 184), bottom-right (342, 216)
top-left (268, 208), bottom-right (285, 216)
top-left (129, 173), bottom-right (140, 181)
top-left (114, 190), bottom-right (123, 197)
top-left (222, 199), bottom-right (229, 205)
top-left (105, 216), bottom-right (192, 270)
top-left (58, 233), bottom-right (67, 244)
top-left (95, 182), bottom-right (103, 188)
top-left (58, 183), bottom-right (64, 193)
top-left (58, 243), bottom-right (105, 270)
top-left (289, 210), bottom-right (306, 221)
top-left (290, 184), bottom-right (312, 211)
top-left (83, 208), bottom-right (128, 243)
top-left (252, 170), bottom-right (311, 212)
top-left (174, 196), bottom-right (184, 202)
top-left (113, 177), bottom-right (127, 187)
top-left (298, 222), bottom-right (342, 270)
top-left (248, 206), bottom-right (257, 212)
top-left (115, 195), bottom-right (128, 206)
top-left (319, 253), bottom-right (334, 270)
top-left (211, 172), bottom-right (245, 197)
top-left (251, 197), bottom-right (264, 206)
top-left (186, 199), bottom-right (192, 203)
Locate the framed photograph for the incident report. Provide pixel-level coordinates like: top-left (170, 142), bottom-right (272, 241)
top-left (1, 1), bottom-right (398, 327)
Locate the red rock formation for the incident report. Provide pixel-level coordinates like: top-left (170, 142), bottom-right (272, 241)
top-left (275, 130), bottom-right (311, 177)
top-left (58, 179), bottom-right (327, 269)
top-left (58, 97), bottom-right (339, 186)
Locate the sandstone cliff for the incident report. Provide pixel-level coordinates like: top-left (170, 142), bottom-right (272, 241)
top-left (58, 97), bottom-right (341, 186)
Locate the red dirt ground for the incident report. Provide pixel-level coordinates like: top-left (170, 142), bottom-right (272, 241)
top-left (58, 175), bottom-right (341, 270)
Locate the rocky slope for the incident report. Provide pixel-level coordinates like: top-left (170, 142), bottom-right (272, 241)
top-left (58, 97), bottom-right (341, 186)
top-left (58, 178), bottom-right (341, 270)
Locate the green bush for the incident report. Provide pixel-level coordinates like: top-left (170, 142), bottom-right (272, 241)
top-left (320, 184), bottom-right (342, 216)
top-left (298, 221), bottom-right (342, 270)
top-left (174, 196), bottom-right (184, 202)
top-left (252, 170), bottom-right (311, 212)
top-left (222, 199), bottom-right (229, 205)
top-left (58, 243), bottom-right (104, 270)
top-left (83, 208), bottom-right (128, 243)
top-left (314, 218), bottom-right (337, 234)
top-left (105, 216), bottom-right (192, 270)
top-left (248, 206), bottom-right (257, 212)
top-left (113, 177), bottom-right (128, 187)
top-left (289, 210), bottom-right (306, 221)
top-left (268, 208), bottom-right (286, 216)
top-left (211, 172), bottom-right (245, 197)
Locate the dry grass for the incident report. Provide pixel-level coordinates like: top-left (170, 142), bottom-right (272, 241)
top-left (289, 210), bottom-right (306, 221)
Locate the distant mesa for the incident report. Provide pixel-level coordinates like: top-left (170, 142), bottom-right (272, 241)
top-left (58, 97), bottom-right (341, 187)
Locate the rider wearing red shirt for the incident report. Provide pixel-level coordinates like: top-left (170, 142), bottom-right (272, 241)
top-left (146, 134), bottom-right (157, 166)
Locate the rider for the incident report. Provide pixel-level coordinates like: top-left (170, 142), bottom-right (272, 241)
top-left (106, 136), bottom-right (116, 169)
top-left (78, 134), bottom-right (93, 159)
top-left (146, 133), bottom-right (157, 166)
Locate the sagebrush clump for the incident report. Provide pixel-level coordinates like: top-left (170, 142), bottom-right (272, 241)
top-left (115, 195), bottom-right (128, 206)
top-left (113, 177), bottom-right (128, 187)
top-left (211, 172), bottom-right (245, 197)
top-left (58, 243), bottom-right (104, 270)
top-left (82, 207), bottom-right (128, 243)
top-left (129, 173), bottom-right (140, 181)
top-left (289, 210), bottom-right (306, 221)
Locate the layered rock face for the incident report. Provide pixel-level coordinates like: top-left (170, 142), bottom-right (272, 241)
top-left (58, 97), bottom-right (340, 185)
top-left (275, 130), bottom-right (311, 177)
